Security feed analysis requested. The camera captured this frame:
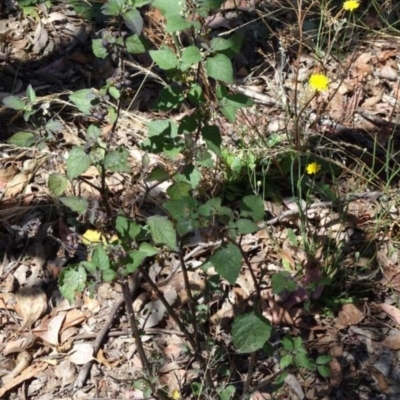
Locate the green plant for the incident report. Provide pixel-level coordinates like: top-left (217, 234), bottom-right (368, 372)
top-left (280, 336), bottom-right (332, 378)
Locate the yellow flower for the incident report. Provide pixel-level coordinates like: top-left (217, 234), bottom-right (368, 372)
top-left (170, 390), bottom-right (181, 400)
top-left (309, 73), bottom-right (329, 92)
top-left (306, 162), bottom-right (321, 175)
top-left (343, 0), bottom-right (360, 11)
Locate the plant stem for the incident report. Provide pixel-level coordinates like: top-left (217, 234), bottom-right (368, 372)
top-left (120, 277), bottom-right (156, 393)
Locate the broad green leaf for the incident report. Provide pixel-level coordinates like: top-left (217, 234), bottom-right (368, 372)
top-left (101, 0), bottom-right (124, 15)
top-left (146, 165), bottom-right (170, 182)
top-left (163, 197), bottom-right (198, 235)
top-left (188, 84), bottom-right (204, 104)
top-left (104, 148), bottom-right (130, 172)
top-left (205, 54), bottom-right (233, 83)
top-left (149, 47), bottom-right (179, 70)
top-left (154, 85), bottom-right (184, 111)
top-left (143, 119), bottom-right (179, 154)
top-left (68, 0), bottom-right (103, 20)
top-left (201, 125), bottom-right (221, 155)
top-left (240, 195), bottom-right (264, 222)
top-left (69, 89), bottom-right (97, 115)
top-left (210, 33), bottom-right (243, 58)
top-left (167, 181), bottom-right (192, 200)
top-left (108, 106), bottom-right (118, 124)
top-left (126, 34), bottom-right (147, 54)
top-left (163, 197), bottom-right (198, 221)
top-left (219, 385), bottom-right (235, 400)
top-left (92, 244), bottom-right (110, 271)
top-left (81, 261), bottom-right (97, 274)
top-left (295, 352), bottom-right (315, 371)
top-left (59, 265), bottom-right (87, 303)
top-left (147, 215), bottom-right (178, 251)
top-left (116, 216), bottom-right (141, 240)
top-left (3, 96), bottom-right (26, 111)
top-left (102, 268), bottom-right (117, 282)
top-left (147, 119), bottom-right (178, 138)
top-left (293, 337), bottom-right (303, 350)
top-left (177, 165), bottom-right (202, 189)
top-left (210, 243), bottom-right (241, 284)
top-left (152, 0), bottom-right (182, 16)
top-left (92, 38), bottom-right (108, 59)
top-left (217, 85), bottom-right (254, 123)
top-left (232, 311), bottom-right (272, 353)
top-left (317, 365), bottom-right (331, 378)
top-left (280, 354), bottom-right (294, 369)
top-left (86, 124), bottom-right (101, 141)
top-left (166, 15), bottom-right (199, 33)
top-left (132, 0), bottom-right (153, 6)
top-left (26, 84), bottom-right (36, 104)
top-left (235, 219), bottom-right (259, 235)
top-left (67, 147), bottom-right (92, 179)
top-left (123, 9), bottom-right (143, 35)
top-left (48, 173), bottom-right (68, 197)
top-left (316, 355), bottom-right (333, 365)
top-left (180, 46), bottom-right (202, 71)
top-left (45, 119), bottom-right (63, 133)
top-left (60, 196), bottom-right (88, 215)
top-left (126, 243), bottom-right (158, 273)
top-left (271, 272), bottom-right (297, 294)
top-left (7, 131), bottom-right (36, 147)
top-left (281, 337), bottom-right (294, 351)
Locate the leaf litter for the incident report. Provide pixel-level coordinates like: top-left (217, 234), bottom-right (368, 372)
top-left (2, 0), bottom-right (400, 399)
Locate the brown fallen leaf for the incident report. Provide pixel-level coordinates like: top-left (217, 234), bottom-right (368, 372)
top-left (15, 287), bottom-right (47, 329)
top-left (33, 312), bottom-right (66, 346)
top-left (338, 303), bottom-right (364, 327)
top-left (2, 351), bottom-right (32, 384)
top-left (328, 357), bottom-right (343, 389)
top-left (0, 362), bottom-right (47, 398)
top-left (378, 303), bottom-right (400, 325)
top-left (381, 333), bottom-right (400, 350)
top-left (2, 334), bottom-right (36, 356)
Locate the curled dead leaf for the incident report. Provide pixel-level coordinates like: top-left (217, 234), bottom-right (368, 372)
top-left (2, 351), bottom-right (32, 384)
top-left (15, 287), bottom-right (47, 329)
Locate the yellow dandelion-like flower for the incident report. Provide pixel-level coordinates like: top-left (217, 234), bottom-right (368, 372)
top-left (306, 162), bottom-right (321, 175)
top-left (170, 390), bottom-right (181, 400)
top-left (309, 73), bottom-right (330, 92)
top-left (343, 0), bottom-right (360, 11)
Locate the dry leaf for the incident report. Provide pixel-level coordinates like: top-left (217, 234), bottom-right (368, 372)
top-left (2, 335), bottom-right (36, 355)
top-left (0, 362), bottom-right (47, 398)
top-left (54, 360), bottom-right (76, 388)
top-left (139, 289), bottom-right (177, 329)
top-left (68, 343), bottom-right (94, 365)
top-left (34, 312), bottom-right (66, 346)
top-left (15, 287), bottom-right (47, 328)
top-left (2, 351), bottom-right (32, 384)
top-left (328, 357), bottom-right (343, 388)
top-left (382, 333), bottom-right (400, 350)
top-left (3, 171), bottom-right (31, 199)
top-left (338, 303), bottom-right (364, 327)
top-left (379, 303), bottom-right (400, 325)
top-left (97, 348), bottom-right (119, 369)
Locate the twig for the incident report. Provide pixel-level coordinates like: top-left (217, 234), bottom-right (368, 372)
top-left (177, 247), bottom-right (199, 351)
top-left (121, 278), bottom-right (155, 393)
top-left (243, 352), bottom-right (256, 394)
top-left (139, 265), bottom-right (215, 391)
top-left (74, 271), bottom-right (140, 389)
top-left (73, 327), bottom-right (185, 341)
top-left (139, 266), bottom-right (197, 351)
